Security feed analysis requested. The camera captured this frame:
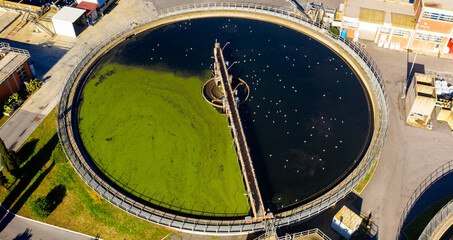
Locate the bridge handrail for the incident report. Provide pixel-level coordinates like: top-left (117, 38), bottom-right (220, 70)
top-left (215, 45), bottom-right (264, 217)
top-left (57, 2), bottom-right (389, 234)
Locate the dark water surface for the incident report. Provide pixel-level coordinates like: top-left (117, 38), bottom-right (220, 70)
top-left (91, 17), bottom-right (372, 212)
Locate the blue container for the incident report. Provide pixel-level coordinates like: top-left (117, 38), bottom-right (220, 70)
top-left (340, 29), bottom-right (347, 39)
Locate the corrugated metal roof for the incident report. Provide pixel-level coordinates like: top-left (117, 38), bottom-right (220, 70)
top-left (415, 72), bottom-right (436, 85)
top-left (391, 13), bottom-right (416, 30)
top-left (76, 1), bottom-right (99, 16)
top-left (359, 8), bottom-right (385, 25)
top-left (0, 52), bottom-right (29, 85)
top-left (334, 206), bottom-right (362, 230)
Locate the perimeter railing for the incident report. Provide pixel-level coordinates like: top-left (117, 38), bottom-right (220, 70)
top-left (418, 199), bottom-right (453, 240)
top-left (278, 228), bottom-right (331, 240)
top-left (57, 2), bottom-right (389, 235)
top-left (0, 42), bottom-right (30, 56)
top-left (397, 160), bottom-right (453, 239)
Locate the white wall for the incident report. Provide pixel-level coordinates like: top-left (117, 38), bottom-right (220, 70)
top-left (76, 0), bottom-right (106, 6)
top-left (51, 19), bottom-right (76, 37)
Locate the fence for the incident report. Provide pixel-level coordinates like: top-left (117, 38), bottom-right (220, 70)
top-left (278, 228), bottom-right (331, 240)
top-left (0, 42), bottom-right (30, 56)
top-left (397, 160), bottom-right (453, 239)
top-left (57, 2), bottom-right (389, 235)
top-left (418, 199), bottom-right (453, 240)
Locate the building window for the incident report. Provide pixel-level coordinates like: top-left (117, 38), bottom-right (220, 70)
top-left (343, 21), bottom-right (359, 29)
top-left (380, 27), bottom-right (391, 34)
top-left (439, 14), bottom-right (453, 23)
top-left (431, 35), bottom-right (443, 43)
top-left (393, 29), bottom-right (411, 38)
top-left (17, 65), bottom-right (28, 82)
top-left (415, 33), bottom-right (431, 41)
top-left (422, 11), bottom-right (439, 20)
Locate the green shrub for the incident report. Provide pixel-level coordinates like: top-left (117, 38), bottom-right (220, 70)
top-left (26, 78), bottom-right (42, 95)
top-left (3, 93), bottom-right (22, 114)
top-left (31, 196), bottom-right (52, 219)
top-left (329, 26), bottom-right (340, 36)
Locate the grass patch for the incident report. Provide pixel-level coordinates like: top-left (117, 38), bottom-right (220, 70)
top-left (354, 161), bottom-right (377, 194)
top-left (0, 108), bottom-right (172, 239)
top-left (78, 64), bottom-right (250, 216)
top-left (0, 114), bottom-right (10, 127)
top-left (403, 194), bottom-right (453, 240)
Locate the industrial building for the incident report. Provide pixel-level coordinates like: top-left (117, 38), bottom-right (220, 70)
top-left (340, 0), bottom-right (453, 58)
top-left (0, 43), bottom-right (33, 104)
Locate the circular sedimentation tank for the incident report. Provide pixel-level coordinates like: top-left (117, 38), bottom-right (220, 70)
top-left (59, 4), bottom-right (388, 234)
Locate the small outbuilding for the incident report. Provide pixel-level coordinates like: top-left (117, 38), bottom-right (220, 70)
top-left (0, 43), bottom-right (33, 104)
top-left (76, 1), bottom-right (99, 24)
top-left (51, 7), bottom-right (87, 37)
top-left (331, 206), bottom-right (362, 239)
top-left (405, 73), bottom-right (437, 130)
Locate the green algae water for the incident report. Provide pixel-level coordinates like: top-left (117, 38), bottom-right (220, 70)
top-left (79, 64), bottom-right (250, 216)
top-left (77, 17), bottom-right (372, 214)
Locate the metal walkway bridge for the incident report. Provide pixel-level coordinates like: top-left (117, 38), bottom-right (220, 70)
top-left (213, 43), bottom-right (265, 219)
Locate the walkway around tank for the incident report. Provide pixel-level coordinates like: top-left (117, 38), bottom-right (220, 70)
top-left (213, 43), bottom-right (265, 219)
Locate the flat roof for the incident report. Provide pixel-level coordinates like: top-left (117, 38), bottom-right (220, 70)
top-left (423, 0), bottom-right (453, 12)
top-left (345, 0), bottom-right (414, 25)
top-left (0, 52), bottom-right (29, 85)
top-left (52, 6), bottom-right (86, 23)
top-left (76, 1), bottom-right (99, 16)
top-left (334, 206), bottom-right (362, 230)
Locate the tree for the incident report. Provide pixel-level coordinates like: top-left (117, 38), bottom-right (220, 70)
top-left (0, 138), bottom-right (20, 176)
top-left (30, 196), bottom-right (51, 219)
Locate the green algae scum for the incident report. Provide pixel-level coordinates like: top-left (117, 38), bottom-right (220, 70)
top-left (78, 64), bottom-right (250, 216)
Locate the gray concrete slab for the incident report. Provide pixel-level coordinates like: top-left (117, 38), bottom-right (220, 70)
top-left (0, 110), bottom-right (46, 151)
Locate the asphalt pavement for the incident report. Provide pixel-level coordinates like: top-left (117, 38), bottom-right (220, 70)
top-left (0, 206), bottom-right (97, 240)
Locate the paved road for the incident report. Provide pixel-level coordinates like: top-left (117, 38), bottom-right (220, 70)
top-left (0, 207), bottom-right (96, 240)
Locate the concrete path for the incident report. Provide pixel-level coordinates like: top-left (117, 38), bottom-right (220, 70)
top-left (0, 206), bottom-right (97, 240)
